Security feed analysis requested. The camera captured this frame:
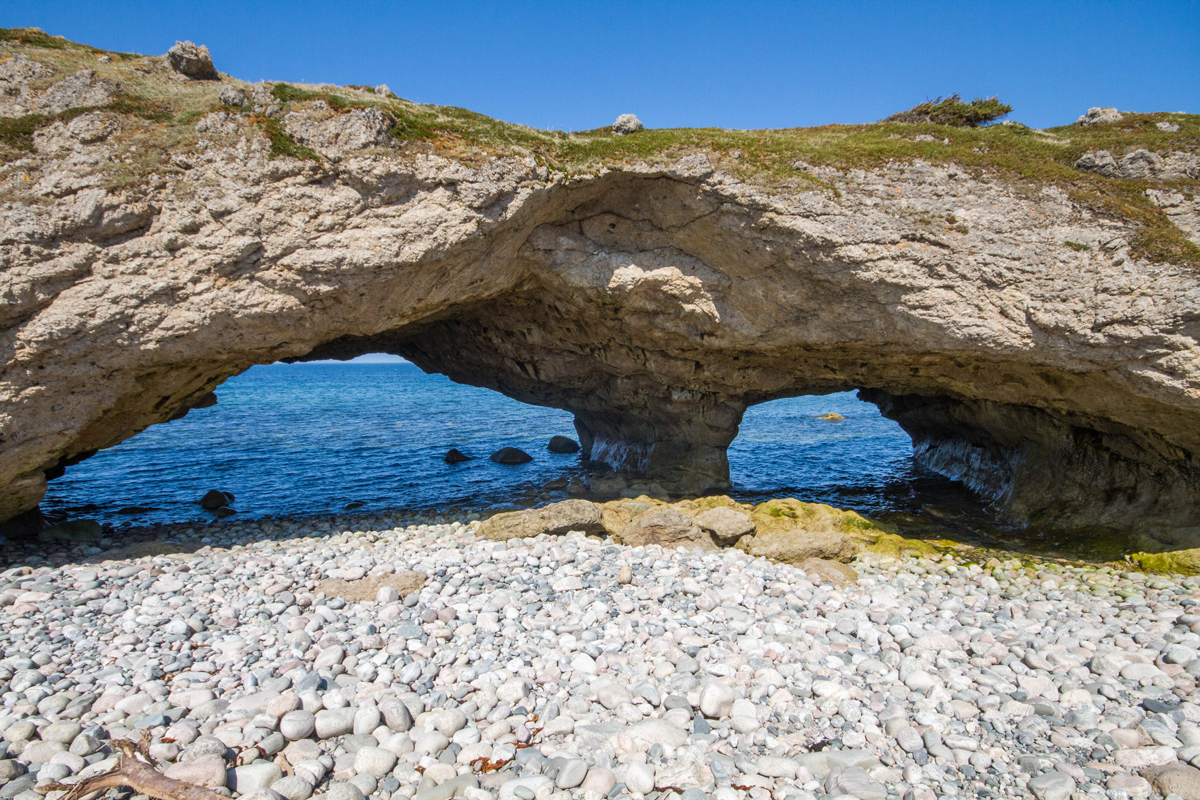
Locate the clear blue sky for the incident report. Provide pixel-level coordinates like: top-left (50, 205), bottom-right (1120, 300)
top-left (5, 1), bottom-right (1197, 131)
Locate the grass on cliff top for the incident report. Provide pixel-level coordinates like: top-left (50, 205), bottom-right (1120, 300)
top-left (2, 27), bottom-right (1199, 265)
top-left (884, 94), bottom-right (1012, 127)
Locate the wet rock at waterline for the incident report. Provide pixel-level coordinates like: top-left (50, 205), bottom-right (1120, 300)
top-left (200, 489), bottom-right (236, 510)
top-left (36, 518), bottom-right (103, 542)
top-left (547, 436), bottom-right (580, 454)
top-left (489, 447), bottom-right (532, 465)
top-left (443, 448), bottom-right (472, 464)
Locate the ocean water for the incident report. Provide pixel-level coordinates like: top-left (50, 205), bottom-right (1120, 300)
top-left (41, 362), bottom-right (989, 531)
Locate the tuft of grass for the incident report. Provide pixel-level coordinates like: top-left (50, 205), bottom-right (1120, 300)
top-left (885, 94), bottom-right (1012, 127)
top-left (1064, 240), bottom-right (1090, 251)
top-left (270, 83), bottom-right (360, 111)
top-left (253, 116), bottom-right (320, 162)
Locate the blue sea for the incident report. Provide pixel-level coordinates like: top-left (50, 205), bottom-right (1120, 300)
top-left (41, 361), bottom-right (990, 531)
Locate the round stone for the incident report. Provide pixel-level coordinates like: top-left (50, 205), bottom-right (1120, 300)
top-left (280, 710), bottom-right (316, 741)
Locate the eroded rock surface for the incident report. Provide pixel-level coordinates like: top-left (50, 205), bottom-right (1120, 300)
top-left (2, 67), bottom-right (1200, 541)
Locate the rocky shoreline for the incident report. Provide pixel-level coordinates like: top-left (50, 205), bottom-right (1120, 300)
top-left (1, 503), bottom-right (1199, 800)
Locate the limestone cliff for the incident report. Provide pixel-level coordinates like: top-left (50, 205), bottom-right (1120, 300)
top-left (2, 29), bottom-right (1199, 542)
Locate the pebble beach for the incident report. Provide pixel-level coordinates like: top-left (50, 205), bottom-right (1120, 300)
top-left (2, 515), bottom-right (1200, 800)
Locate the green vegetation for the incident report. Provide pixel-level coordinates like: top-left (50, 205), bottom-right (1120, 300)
top-left (1, 26), bottom-right (138, 58)
top-left (1065, 240), bottom-right (1090, 251)
top-left (0, 27), bottom-right (69, 49)
top-left (254, 116), bottom-right (320, 162)
top-left (885, 94), bottom-right (1012, 127)
top-left (2, 29), bottom-right (1198, 266)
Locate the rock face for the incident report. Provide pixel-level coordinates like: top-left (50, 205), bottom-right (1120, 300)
top-left (1, 50), bottom-right (1200, 542)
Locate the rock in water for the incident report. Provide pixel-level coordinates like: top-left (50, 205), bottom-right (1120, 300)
top-left (200, 489), bottom-right (235, 509)
top-left (166, 41), bottom-right (218, 80)
top-left (816, 412), bottom-right (845, 421)
top-left (444, 448), bottom-right (472, 464)
top-left (620, 509), bottom-right (714, 550)
top-left (490, 447), bottom-right (532, 465)
top-left (547, 436), bottom-right (580, 454)
top-left (478, 500), bottom-right (604, 540)
top-left (613, 114), bottom-right (643, 135)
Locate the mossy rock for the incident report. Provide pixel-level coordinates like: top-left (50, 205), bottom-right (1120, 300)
top-left (1131, 549), bottom-right (1200, 576)
top-left (749, 498), bottom-right (893, 538)
top-left (862, 532), bottom-right (943, 559)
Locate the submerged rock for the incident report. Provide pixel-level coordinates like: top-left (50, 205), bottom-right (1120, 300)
top-left (200, 489), bottom-right (235, 509)
top-left (490, 447), bottom-right (533, 465)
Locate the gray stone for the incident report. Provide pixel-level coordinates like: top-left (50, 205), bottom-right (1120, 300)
top-left (1028, 771), bottom-right (1077, 800)
top-left (164, 754), bottom-right (228, 788)
top-left (271, 776), bottom-right (314, 800)
top-left (555, 759), bottom-right (588, 789)
top-left (314, 708), bottom-right (355, 739)
top-left (353, 746), bottom-right (397, 777)
top-left (231, 762), bottom-right (284, 794)
top-left (613, 115), bottom-right (644, 135)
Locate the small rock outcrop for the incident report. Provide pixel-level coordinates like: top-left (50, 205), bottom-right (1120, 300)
top-left (443, 448), bottom-right (471, 464)
top-left (166, 41), bottom-right (218, 80)
top-left (612, 114), bottom-right (643, 135)
top-left (218, 86), bottom-right (247, 107)
top-left (283, 103), bottom-right (394, 158)
top-left (1077, 107), bottom-right (1123, 126)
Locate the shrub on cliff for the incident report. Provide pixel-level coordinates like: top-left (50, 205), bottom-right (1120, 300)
top-left (885, 94), bottom-right (1011, 127)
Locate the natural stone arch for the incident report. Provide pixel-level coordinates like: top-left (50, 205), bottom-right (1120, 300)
top-left (3, 149), bottom-right (1200, 543)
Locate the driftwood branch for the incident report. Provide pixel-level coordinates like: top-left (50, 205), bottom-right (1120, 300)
top-left (46, 736), bottom-right (228, 800)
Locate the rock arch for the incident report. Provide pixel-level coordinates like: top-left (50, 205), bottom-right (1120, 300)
top-left (3, 150), bottom-right (1200, 542)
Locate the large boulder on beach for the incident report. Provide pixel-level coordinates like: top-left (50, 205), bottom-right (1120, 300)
top-left (694, 505), bottom-right (755, 545)
top-left (618, 508), bottom-right (715, 550)
top-left (478, 499), bottom-right (605, 540)
top-left (739, 527), bottom-right (857, 563)
top-left (490, 447), bottom-right (533, 465)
